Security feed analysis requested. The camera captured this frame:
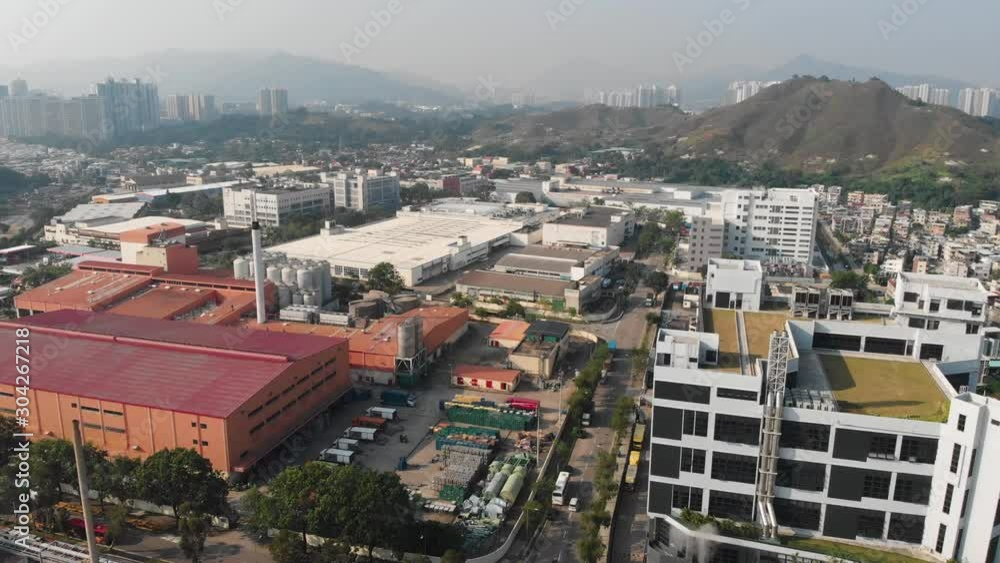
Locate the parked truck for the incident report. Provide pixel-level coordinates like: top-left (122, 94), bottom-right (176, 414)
top-left (381, 389), bottom-right (417, 407)
top-left (343, 426), bottom-right (378, 441)
top-left (318, 448), bottom-right (355, 465)
top-left (366, 406), bottom-right (398, 420)
top-left (352, 416), bottom-right (388, 430)
top-left (336, 438), bottom-right (360, 451)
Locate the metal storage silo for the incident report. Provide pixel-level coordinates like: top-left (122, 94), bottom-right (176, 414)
top-left (397, 319), bottom-right (418, 358)
top-left (319, 262), bottom-right (333, 304)
top-left (277, 285), bottom-right (292, 308)
top-left (266, 266), bottom-right (281, 283)
top-left (281, 267), bottom-right (296, 286)
top-left (297, 268), bottom-right (313, 291)
top-left (233, 257), bottom-right (250, 280)
top-left (292, 292), bottom-right (304, 306)
top-left (412, 316), bottom-right (424, 352)
top-left (304, 292), bottom-right (318, 307)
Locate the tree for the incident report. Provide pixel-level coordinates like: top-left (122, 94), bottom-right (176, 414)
top-left (178, 503), bottom-right (210, 563)
top-left (515, 191), bottom-right (536, 204)
top-left (105, 456), bottom-right (141, 506)
top-left (830, 270), bottom-right (868, 292)
top-left (136, 448), bottom-right (228, 519)
top-left (104, 504), bottom-right (128, 547)
top-left (441, 550), bottom-right (466, 563)
top-left (576, 524), bottom-right (605, 563)
top-left (367, 262), bottom-right (405, 295)
top-left (503, 300), bottom-right (526, 319)
top-left (242, 463), bottom-right (336, 558)
top-left (269, 529), bottom-right (312, 563)
top-left (0, 416), bottom-right (18, 467)
top-left (336, 468), bottom-right (414, 562)
top-left (450, 292), bottom-right (473, 308)
top-left (644, 271), bottom-right (669, 294)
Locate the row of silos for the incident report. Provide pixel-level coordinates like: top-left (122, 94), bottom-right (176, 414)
top-left (396, 316), bottom-right (424, 358)
top-left (233, 254), bottom-right (334, 309)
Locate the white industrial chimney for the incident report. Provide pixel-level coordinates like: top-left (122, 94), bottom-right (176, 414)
top-left (251, 220), bottom-right (267, 324)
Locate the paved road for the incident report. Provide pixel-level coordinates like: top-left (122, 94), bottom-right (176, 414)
top-left (530, 353), bottom-right (644, 563)
top-left (609, 396), bottom-right (652, 562)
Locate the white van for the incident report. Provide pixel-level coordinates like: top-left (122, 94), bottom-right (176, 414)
top-left (568, 498), bottom-right (579, 512)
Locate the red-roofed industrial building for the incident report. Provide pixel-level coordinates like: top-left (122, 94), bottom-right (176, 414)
top-left (0, 311), bottom-right (349, 475)
top-left (14, 260), bottom-right (275, 325)
top-left (248, 306), bottom-right (470, 387)
top-left (451, 364), bottom-right (521, 394)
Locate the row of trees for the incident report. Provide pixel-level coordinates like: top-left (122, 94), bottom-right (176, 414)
top-left (0, 431), bottom-right (229, 534)
top-left (242, 462), bottom-right (464, 562)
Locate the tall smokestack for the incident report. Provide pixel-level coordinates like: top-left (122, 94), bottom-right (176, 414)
top-left (251, 220), bottom-right (267, 324)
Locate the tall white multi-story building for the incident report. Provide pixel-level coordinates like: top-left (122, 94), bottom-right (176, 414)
top-left (726, 81), bottom-right (781, 105)
top-left (929, 88), bottom-right (951, 106)
top-left (10, 78), bottom-right (28, 97)
top-left (164, 94), bottom-right (191, 122)
top-left (957, 87), bottom-right (996, 117)
top-left (0, 94), bottom-right (107, 140)
top-left (646, 277), bottom-right (1000, 563)
top-left (93, 78), bottom-right (160, 137)
top-left (331, 170), bottom-right (401, 214)
top-left (257, 88), bottom-right (289, 116)
top-left (898, 84), bottom-right (932, 103)
top-left (722, 188), bottom-right (817, 264)
top-left (222, 184), bottom-right (332, 228)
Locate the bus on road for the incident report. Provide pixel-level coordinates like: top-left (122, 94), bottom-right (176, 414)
top-left (625, 450), bottom-right (641, 491)
top-left (552, 471), bottom-right (571, 506)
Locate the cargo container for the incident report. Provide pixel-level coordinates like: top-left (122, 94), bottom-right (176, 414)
top-left (366, 406), bottom-right (398, 420)
top-left (506, 397), bottom-right (540, 412)
top-left (352, 416), bottom-right (387, 430)
top-left (318, 448), bottom-right (355, 465)
top-left (381, 389), bottom-right (417, 407)
top-left (336, 438), bottom-right (360, 451)
top-left (343, 426), bottom-right (378, 441)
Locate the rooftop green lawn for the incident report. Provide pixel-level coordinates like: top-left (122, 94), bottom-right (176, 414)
top-left (743, 311), bottom-right (791, 361)
top-left (782, 536), bottom-right (938, 563)
top-left (818, 354), bottom-right (949, 422)
top-left (704, 309), bottom-right (741, 373)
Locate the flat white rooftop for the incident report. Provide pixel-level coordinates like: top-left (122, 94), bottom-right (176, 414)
top-left (267, 213), bottom-right (522, 270)
top-left (79, 216), bottom-right (207, 235)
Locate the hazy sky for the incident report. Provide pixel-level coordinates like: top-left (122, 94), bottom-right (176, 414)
top-left (3, 0), bottom-right (997, 88)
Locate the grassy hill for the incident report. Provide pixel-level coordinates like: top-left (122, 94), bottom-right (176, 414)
top-left (472, 78), bottom-right (1000, 174)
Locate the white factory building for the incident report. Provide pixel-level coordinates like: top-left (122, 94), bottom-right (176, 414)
top-left (705, 258), bottom-right (763, 311)
top-left (266, 212), bottom-right (525, 287)
top-left (646, 276), bottom-right (1000, 563)
top-left (222, 184), bottom-right (333, 228)
top-left (542, 206), bottom-right (635, 248)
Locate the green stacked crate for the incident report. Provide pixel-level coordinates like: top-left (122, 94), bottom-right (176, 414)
top-left (445, 406), bottom-right (534, 431)
top-left (440, 484), bottom-right (466, 503)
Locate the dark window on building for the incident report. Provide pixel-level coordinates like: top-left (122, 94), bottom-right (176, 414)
top-left (104, 410), bottom-right (123, 416)
top-left (704, 350), bottom-right (718, 363)
top-left (900, 437), bottom-right (937, 464)
top-left (106, 427), bottom-right (125, 434)
top-left (680, 448), bottom-right (706, 474)
top-left (967, 324), bottom-right (980, 335)
top-left (857, 510), bottom-right (886, 539)
top-left (776, 459), bottom-right (826, 491)
top-left (717, 388), bottom-right (757, 401)
top-left (936, 524), bottom-right (947, 553)
top-left (201, 440), bottom-right (208, 446)
top-left (708, 491), bottom-right (754, 521)
top-left (903, 292), bottom-right (918, 303)
top-left (888, 513), bottom-right (925, 544)
top-left (864, 337), bottom-right (907, 356)
top-left (950, 443), bottom-right (962, 473)
top-left (813, 332), bottom-right (862, 351)
top-left (711, 452), bottom-right (757, 484)
top-left (868, 434), bottom-right (897, 459)
top-left (957, 414), bottom-right (966, 431)
top-left (649, 482), bottom-right (673, 515)
top-left (773, 498), bottom-right (821, 531)
top-left (943, 484), bottom-right (954, 514)
top-left (968, 449), bottom-right (976, 477)
top-left (863, 472), bottom-right (891, 499)
top-left (929, 299), bottom-right (940, 312)
top-left (919, 343), bottom-right (945, 361)
top-left (650, 444), bottom-right (680, 479)
top-left (655, 381), bottom-right (711, 404)
top-left (960, 489), bottom-right (970, 518)
top-left (81, 405), bottom-right (100, 413)
top-left (946, 299), bottom-right (963, 311)
top-left (714, 414), bottom-right (760, 446)
top-left (779, 420), bottom-right (830, 452)
top-left (672, 486), bottom-right (703, 511)
top-left (908, 318), bottom-right (926, 329)
top-left (894, 473), bottom-right (932, 504)
top-left (653, 407), bottom-right (683, 440)
top-left (682, 410), bottom-right (708, 437)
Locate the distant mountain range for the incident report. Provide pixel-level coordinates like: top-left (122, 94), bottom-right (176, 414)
top-left (471, 77), bottom-right (1000, 172)
top-left (0, 50), bottom-right (460, 106)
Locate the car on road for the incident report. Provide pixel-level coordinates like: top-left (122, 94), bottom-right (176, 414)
top-left (569, 498), bottom-right (579, 512)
